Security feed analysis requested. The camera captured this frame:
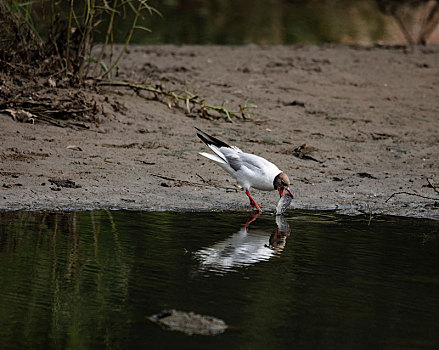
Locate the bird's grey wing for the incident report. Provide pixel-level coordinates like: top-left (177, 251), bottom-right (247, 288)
top-left (221, 149), bottom-right (278, 173)
top-left (219, 147), bottom-right (243, 171)
top-left (239, 152), bottom-right (280, 173)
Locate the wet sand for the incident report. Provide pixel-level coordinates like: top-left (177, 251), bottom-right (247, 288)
top-left (1, 45), bottom-right (438, 219)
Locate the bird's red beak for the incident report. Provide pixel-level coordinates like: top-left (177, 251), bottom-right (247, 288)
top-left (279, 187), bottom-right (294, 198)
top-left (280, 187), bottom-right (294, 198)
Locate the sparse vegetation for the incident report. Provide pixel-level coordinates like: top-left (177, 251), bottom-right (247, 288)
top-left (0, 0), bottom-right (160, 125)
top-left (0, 0), bottom-right (254, 124)
top-left (1, 0), bottom-right (437, 126)
top-left (1, 0), bottom-right (158, 81)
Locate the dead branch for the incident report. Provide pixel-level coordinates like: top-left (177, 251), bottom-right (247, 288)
top-left (95, 79), bottom-right (256, 122)
top-left (196, 173), bottom-right (208, 183)
top-left (385, 191), bottom-right (438, 203)
top-left (427, 178), bottom-right (439, 196)
top-left (150, 173), bottom-right (238, 192)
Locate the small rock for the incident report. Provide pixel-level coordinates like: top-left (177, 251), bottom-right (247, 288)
top-left (66, 145), bottom-right (83, 151)
top-left (291, 144), bottom-right (320, 162)
top-left (2, 183), bottom-right (23, 188)
top-left (148, 309), bottom-right (227, 336)
top-left (284, 100), bottom-right (305, 107)
top-left (357, 172), bottom-right (377, 179)
top-left (49, 179), bottom-right (81, 188)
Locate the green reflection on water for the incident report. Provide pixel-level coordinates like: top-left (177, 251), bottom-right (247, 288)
top-left (0, 211), bottom-right (438, 349)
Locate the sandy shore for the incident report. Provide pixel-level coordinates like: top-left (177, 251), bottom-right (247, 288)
top-left (1, 45), bottom-right (438, 219)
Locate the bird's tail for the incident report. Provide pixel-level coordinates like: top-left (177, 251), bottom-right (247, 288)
top-left (198, 152), bottom-right (227, 164)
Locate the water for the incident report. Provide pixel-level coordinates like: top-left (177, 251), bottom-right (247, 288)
top-left (0, 210), bottom-right (438, 349)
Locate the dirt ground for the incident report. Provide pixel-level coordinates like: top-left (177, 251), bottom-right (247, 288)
top-left (1, 44), bottom-right (438, 219)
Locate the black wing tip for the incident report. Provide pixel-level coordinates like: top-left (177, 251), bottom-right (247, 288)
top-left (194, 127), bottom-right (207, 142)
top-left (196, 132), bottom-right (210, 146)
top-left (194, 127), bottom-right (231, 148)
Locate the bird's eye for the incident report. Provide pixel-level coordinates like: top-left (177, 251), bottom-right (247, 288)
top-left (281, 181), bottom-right (286, 186)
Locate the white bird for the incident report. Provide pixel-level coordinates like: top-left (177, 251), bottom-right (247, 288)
top-left (195, 213), bottom-right (290, 273)
top-left (196, 128), bottom-right (293, 212)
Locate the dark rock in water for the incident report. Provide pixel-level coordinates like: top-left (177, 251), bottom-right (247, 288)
top-left (148, 309), bottom-right (227, 335)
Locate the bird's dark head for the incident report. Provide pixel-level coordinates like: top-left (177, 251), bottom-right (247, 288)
top-left (273, 172), bottom-right (294, 198)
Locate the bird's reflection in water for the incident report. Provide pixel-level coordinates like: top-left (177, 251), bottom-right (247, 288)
top-left (195, 213), bottom-right (290, 274)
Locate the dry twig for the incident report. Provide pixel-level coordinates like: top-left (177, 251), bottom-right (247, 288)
top-left (95, 79), bottom-right (256, 122)
top-left (385, 192), bottom-right (438, 203)
top-left (386, 177), bottom-right (439, 203)
top-left (427, 178), bottom-right (439, 196)
top-left (150, 173), bottom-right (238, 192)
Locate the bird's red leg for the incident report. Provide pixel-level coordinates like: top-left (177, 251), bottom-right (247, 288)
top-left (245, 189), bottom-right (262, 212)
top-left (243, 211), bottom-right (261, 230)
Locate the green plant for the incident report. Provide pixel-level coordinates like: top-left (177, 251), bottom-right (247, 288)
top-left (0, 0), bottom-right (158, 81)
top-left (0, 1), bottom-right (256, 124)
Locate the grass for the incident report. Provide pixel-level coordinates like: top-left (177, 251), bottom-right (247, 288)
top-left (1, 0), bottom-right (158, 80)
top-left (0, 0), bottom-right (253, 122)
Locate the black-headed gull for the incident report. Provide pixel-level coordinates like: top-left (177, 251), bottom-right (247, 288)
top-left (196, 128), bottom-right (294, 211)
top-left (195, 213), bottom-right (290, 273)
